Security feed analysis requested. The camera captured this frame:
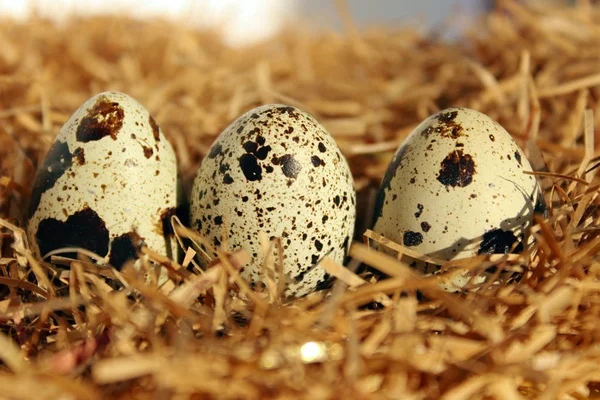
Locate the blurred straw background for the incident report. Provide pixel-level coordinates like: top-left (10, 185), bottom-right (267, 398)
top-left (0, 0), bottom-right (600, 399)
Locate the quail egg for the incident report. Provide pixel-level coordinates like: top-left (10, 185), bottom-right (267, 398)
top-left (27, 91), bottom-right (185, 276)
top-left (190, 104), bottom-right (356, 298)
top-left (373, 107), bottom-right (545, 290)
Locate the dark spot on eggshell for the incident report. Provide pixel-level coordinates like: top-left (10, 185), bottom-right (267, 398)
top-left (223, 174), bottom-right (234, 184)
top-left (403, 231), bottom-right (423, 247)
top-left (73, 147), bottom-right (85, 165)
top-left (435, 123), bottom-right (463, 139)
top-left (421, 126), bottom-right (434, 137)
top-left (318, 142), bottom-right (326, 153)
top-left (76, 97), bottom-right (124, 142)
top-left (149, 116), bottom-right (160, 142)
top-left (219, 163), bottom-right (229, 174)
top-left (311, 155), bottom-right (324, 167)
top-left (314, 240), bottom-right (323, 251)
top-left (489, 134), bottom-right (495, 142)
top-left (36, 207), bottom-right (109, 258)
top-left (438, 110), bottom-right (458, 123)
top-left (294, 270), bottom-right (306, 282)
top-left (478, 228), bottom-right (523, 255)
top-left (142, 146), bottom-right (153, 158)
top-left (421, 222), bottom-right (431, 232)
top-left (415, 204), bottom-right (424, 218)
top-left (243, 141), bottom-right (258, 153)
top-left (433, 111), bottom-right (465, 139)
top-left (279, 154), bottom-right (301, 179)
top-left (28, 140), bottom-right (73, 218)
top-left (239, 153), bottom-right (262, 181)
top-left (276, 106), bottom-right (299, 118)
top-left (208, 143), bottom-right (223, 159)
top-left (109, 231), bottom-right (144, 270)
top-left (437, 150), bottom-right (476, 187)
top-left (334, 195), bottom-right (341, 207)
top-left (255, 146), bottom-right (271, 160)
top-left (243, 140), bottom-right (271, 161)
top-left (373, 144), bottom-right (410, 222)
top-left (514, 151), bottom-right (522, 165)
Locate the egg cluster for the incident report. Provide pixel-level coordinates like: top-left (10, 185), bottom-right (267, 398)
top-left (28, 92), bottom-right (544, 297)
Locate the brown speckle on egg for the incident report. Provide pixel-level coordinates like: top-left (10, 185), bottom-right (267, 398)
top-left (403, 231), bottom-right (423, 247)
top-left (149, 115), bottom-right (160, 142)
top-left (437, 150), bottom-right (476, 187)
top-left (35, 207), bottom-right (109, 258)
top-left (414, 204), bottom-right (424, 218)
top-left (73, 147), bottom-right (85, 165)
top-left (514, 151), bottom-right (522, 165)
top-left (76, 96), bottom-right (124, 142)
top-left (435, 112), bottom-right (464, 139)
top-left (239, 153), bottom-right (263, 181)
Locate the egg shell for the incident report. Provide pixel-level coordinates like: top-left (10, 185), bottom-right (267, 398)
top-left (373, 107), bottom-right (544, 281)
top-left (27, 91), bottom-right (185, 271)
top-left (190, 104), bottom-right (356, 298)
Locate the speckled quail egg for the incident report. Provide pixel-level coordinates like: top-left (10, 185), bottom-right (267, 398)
top-left (27, 91), bottom-right (185, 276)
top-left (190, 104), bottom-right (356, 298)
top-left (373, 107), bottom-right (545, 290)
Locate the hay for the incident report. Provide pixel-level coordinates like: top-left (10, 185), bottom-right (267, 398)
top-left (1, 0), bottom-right (600, 398)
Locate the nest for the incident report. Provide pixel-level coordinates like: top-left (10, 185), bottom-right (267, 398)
top-left (1, 0), bottom-right (600, 398)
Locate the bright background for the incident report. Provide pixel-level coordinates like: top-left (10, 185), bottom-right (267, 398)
top-left (0, 0), bottom-right (492, 46)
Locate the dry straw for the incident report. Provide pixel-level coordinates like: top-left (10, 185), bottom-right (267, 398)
top-left (1, 0), bottom-right (600, 399)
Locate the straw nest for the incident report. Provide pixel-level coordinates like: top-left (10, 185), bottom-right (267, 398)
top-left (1, 1), bottom-right (600, 399)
